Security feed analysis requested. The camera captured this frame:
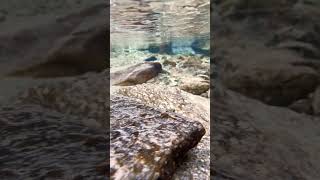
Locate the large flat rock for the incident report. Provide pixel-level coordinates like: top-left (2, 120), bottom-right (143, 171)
top-left (110, 95), bottom-right (205, 179)
top-left (116, 84), bottom-right (209, 128)
top-left (114, 84), bottom-right (210, 179)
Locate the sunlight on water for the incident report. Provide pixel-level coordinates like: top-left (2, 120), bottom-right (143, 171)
top-left (110, 0), bottom-right (210, 54)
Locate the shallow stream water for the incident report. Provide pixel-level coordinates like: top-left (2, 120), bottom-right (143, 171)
top-left (110, 1), bottom-right (210, 179)
top-left (110, 0), bottom-right (210, 57)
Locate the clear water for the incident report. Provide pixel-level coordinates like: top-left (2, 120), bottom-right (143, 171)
top-left (110, 2), bottom-right (210, 178)
top-left (110, 0), bottom-right (210, 56)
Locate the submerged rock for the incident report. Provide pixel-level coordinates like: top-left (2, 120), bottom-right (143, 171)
top-left (144, 56), bottom-right (158, 62)
top-left (288, 98), bottom-right (313, 115)
top-left (114, 84), bottom-right (210, 180)
top-left (111, 62), bottom-right (162, 86)
top-left (11, 23), bottom-right (107, 77)
top-left (212, 89), bottom-right (320, 179)
top-left (276, 40), bottom-right (320, 59)
top-left (16, 70), bottom-right (109, 128)
top-left (116, 84), bottom-right (209, 127)
top-left (312, 86), bottom-right (320, 116)
top-left (221, 47), bottom-right (319, 106)
top-left (0, 13), bottom-right (5, 22)
top-left (162, 59), bottom-right (177, 67)
top-left (110, 96), bottom-right (205, 179)
top-left (179, 77), bottom-right (210, 95)
top-left (0, 104), bottom-right (107, 179)
top-left (179, 56), bottom-right (207, 69)
top-left (3, 3), bottom-right (107, 77)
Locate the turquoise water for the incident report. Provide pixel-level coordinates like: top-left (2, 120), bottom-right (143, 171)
top-left (110, 0), bottom-right (210, 56)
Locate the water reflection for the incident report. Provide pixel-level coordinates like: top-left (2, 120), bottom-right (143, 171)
top-left (111, 0), bottom-right (210, 54)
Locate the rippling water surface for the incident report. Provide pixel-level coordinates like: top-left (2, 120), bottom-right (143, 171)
top-left (111, 0), bottom-right (210, 55)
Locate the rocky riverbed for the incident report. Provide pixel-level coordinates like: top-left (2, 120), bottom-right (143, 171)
top-left (0, 1), bottom-right (109, 179)
top-left (0, 103), bottom-right (108, 179)
top-left (110, 95), bottom-right (205, 179)
top-left (0, 60), bottom-right (210, 179)
top-left (211, 1), bottom-right (320, 179)
top-left (110, 52), bottom-right (211, 179)
top-left (4, 0), bottom-right (320, 179)
top-left (0, 0), bottom-right (211, 179)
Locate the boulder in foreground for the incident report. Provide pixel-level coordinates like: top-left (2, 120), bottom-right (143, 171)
top-left (110, 96), bottom-right (205, 179)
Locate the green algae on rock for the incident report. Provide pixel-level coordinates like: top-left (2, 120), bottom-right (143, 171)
top-left (110, 96), bottom-right (205, 179)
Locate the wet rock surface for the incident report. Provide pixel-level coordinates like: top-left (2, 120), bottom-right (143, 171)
top-left (11, 20), bottom-right (108, 78)
top-left (6, 68), bottom-right (208, 179)
top-left (0, 69), bottom-right (110, 179)
top-left (0, 104), bottom-right (107, 179)
top-left (288, 98), bottom-right (313, 115)
top-left (116, 84), bottom-right (209, 127)
top-left (212, 1), bottom-right (320, 179)
top-left (114, 84), bottom-right (210, 180)
top-left (16, 70), bottom-right (109, 128)
top-left (0, 1), bottom-right (109, 179)
top-left (212, 89), bottom-right (320, 180)
top-left (212, 0), bottom-right (320, 114)
top-left (111, 62), bottom-right (162, 86)
top-left (179, 77), bottom-right (210, 95)
top-left (220, 47), bottom-right (319, 106)
top-left (0, 1), bottom-right (107, 77)
top-left (110, 96), bottom-right (205, 179)
top-left (312, 86), bottom-right (320, 116)
top-left (110, 53), bottom-right (210, 180)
